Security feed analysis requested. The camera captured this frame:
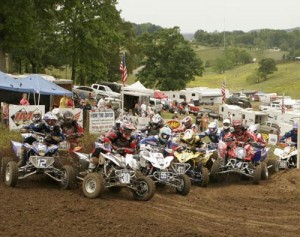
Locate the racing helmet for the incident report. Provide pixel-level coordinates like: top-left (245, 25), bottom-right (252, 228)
top-left (119, 121), bottom-right (136, 140)
top-left (158, 126), bottom-right (172, 144)
top-left (63, 110), bottom-right (74, 125)
top-left (32, 110), bottom-right (42, 123)
top-left (182, 129), bottom-right (196, 145)
top-left (232, 119), bottom-right (243, 134)
top-left (151, 114), bottom-right (163, 128)
top-left (43, 112), bottom-right (58, 131)
top-left (208, 122), bottom-right (218, 134)
top-left (183, 116), bottom-right (192, 128)
top-left (293, 122), bottom-right (298, 132)
top-left (222, 119), bottom-right (231, 130)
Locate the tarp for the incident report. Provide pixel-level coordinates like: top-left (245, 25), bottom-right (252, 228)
top-left (18, 74), bottom-right (72, 96)
top-left (0, 71), bottom-right (33, 93)
top-left (153, 90), bottom-right (168, 99)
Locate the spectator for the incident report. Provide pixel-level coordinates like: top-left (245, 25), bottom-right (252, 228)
top-left (97, 96), bottom-right (105, 110)
top-left (2, 102), bottom-right (9, 129)
top-left (59, 95), bottom-right (68, 108)
top-left (172, 111), bottom-right (179, 120)
top-left (66, 95), bottom-right (74, 108)
top-left (20, 93), bottom-right (30, 105)
top-left (132, 103), bottom-right (140, 116)
top-left (195, 112), bottom-right (203, 132)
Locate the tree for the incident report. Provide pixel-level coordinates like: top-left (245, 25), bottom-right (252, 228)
top-left (258, 58), bottom-right (277, 80)
top-left (137, 27), bottom-right (204, 90)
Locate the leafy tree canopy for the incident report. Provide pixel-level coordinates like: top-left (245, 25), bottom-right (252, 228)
top-left (137, 27), bottom-right (204, 90)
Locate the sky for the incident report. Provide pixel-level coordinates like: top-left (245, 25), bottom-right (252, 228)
top-left (116, 0), bottom-right (300, 33)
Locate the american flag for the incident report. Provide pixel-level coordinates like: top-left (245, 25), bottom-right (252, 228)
top-left (120, 53), bottom-right (127, 85)
top-left (281, 94), bottom-right (285, 114)
top-left (221, 80), bottom-right (226, 104)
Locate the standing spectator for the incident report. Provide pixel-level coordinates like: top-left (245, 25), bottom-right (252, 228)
top-left (2, 102), bottom-right (9, 128)
top-left (66, 95), bottom-right (74, 108)
top-left (140, 100), bottom-right (147, 117)
top-left (202, 113), bottom-right (209, 132)
top-left (20, 93), bottom-right (30, 105)
top-left (132, 103), bottom-right (140, 116)
top-left (172, 111), bottom-right (179, 120)
top-left (59, 95), bottom-right (68, 108)
top-left (97, 96), bottom-right (105, 110)
top-left (195, 112), bottom-right (203, 132)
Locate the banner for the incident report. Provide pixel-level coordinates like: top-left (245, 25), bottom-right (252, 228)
top-left (89, 110), bottom-right (115, 134)
top-left (8, 105), bottom-right (45, 130)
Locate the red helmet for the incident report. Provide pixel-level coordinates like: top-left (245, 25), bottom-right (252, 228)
top-left (232, 120), bottom-right (243, 133)
top-left (119, 122), bottom-right (136, 140)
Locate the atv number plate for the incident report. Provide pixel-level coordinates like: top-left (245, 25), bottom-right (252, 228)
top-left (159, 171), bottom-right (168, 181)
top-left (36, 158), bottom-right (47, 168)
top-left (176, 164), bottom-right (186, 174)
top-left (119, 170), bottom-right (131, 184)
top-left (279, 160), bottom-right (288, 169)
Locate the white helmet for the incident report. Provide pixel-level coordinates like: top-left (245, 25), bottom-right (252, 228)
top-left (208, 122), bottom-right (218, 134)
top-left (222, 119), bottom-right (231, 130)
top-left (43, 112), bottom-right (58, 130)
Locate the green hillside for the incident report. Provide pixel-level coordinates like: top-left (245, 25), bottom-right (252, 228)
top-left (188, 61), bottom-right (300, 99)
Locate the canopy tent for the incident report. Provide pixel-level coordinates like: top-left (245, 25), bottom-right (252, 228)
top-left (17, 74), bottom-right (73, 104)
top-left (0, 71), bottom-right (33, 93)
top-left (153, 90), bottom-right (168, 99)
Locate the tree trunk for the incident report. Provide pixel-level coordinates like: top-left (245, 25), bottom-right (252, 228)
top-left (0, 48), bottom-right (6, 72)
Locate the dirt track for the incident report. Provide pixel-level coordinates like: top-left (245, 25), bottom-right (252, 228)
top-left (1, 164), bottom-right (300, 237)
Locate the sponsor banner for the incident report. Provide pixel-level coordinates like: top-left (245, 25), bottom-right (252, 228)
top-left (89, 110), bottom-right (115, 134)
top-left (8, 105), bottom-right (45, 130)
top-left (268, 134), bottom-right (278, 145)
top-left (165, 119), bottom-right (181, 129)
top-left (56, 108), bottom-right (83, 127)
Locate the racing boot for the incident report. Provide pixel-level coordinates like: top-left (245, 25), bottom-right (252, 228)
top-left (18, 147), bottom-right (27, 167)
top-left (79, 162), bottom-right (96, 177)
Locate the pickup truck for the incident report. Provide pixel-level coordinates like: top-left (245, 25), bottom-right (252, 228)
top-left (259, 122), bottom-right (280, 135)
top-left (91, 84), bottom-right (120, 99)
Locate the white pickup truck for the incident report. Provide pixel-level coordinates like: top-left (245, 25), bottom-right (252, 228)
top-left (91, 84), bottom-right (120, 99)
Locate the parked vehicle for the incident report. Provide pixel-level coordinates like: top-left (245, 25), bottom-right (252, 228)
top-left (149, 98), bottom-right (163, 113)
top-left (198, 108), bottom-right (220, 120)
top-left (137, 142), bottom-right (191, 196)
top-left (91, 84), bottom-right (120, 99)
top-left (259, 121), bottom-right (280, 136)
top-left (3, 132), bottom-right (75, 189)
top-left (72, 86), bottom-right (98, 99)
top-left (74, 142), bottom-right (156, 201)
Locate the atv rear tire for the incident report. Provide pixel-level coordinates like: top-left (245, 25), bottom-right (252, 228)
top-left (261, 161), bottom-right (269, 180)
top-left (176, 174), bottom-right (191, 196)
top-left (268, 159), bottom-right (279, 174)
top-left (132, 176), bottom-right (155, 201)
top-left (200, 167), bottom-right (209, 187)
top-left (4, 161), bottom-right (19, 187)
top-left (210, 158), bottom-right (222, 182)
top-left (82, 173), bottom-right (105, 199)
top-left (253, 164), bottom-right (262, 185)
top-left (1, 157), bottom-right (12, 181)
top-left (60, 165), bottom-right (76, 190)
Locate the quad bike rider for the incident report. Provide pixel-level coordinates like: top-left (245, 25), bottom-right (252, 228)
top-left (199, 121), bottom-right (220, 149)
top-left (278, 122), bottom-right (298, 167)
top-left (143, 113), bottom-right (165, 136)
top-left (172, 115), bottom-right (198, 137)
top-left (18, 111), bottom-right (64, 167)
top-left (137, 126), bottom-right (191, 195)
top-left (80, 121), bottom-right (137, 175)
top-left (60, 110), bottom-right (84, 152)
top-left (210, 119), bottom-right (263, 184)
top-left (173, 128), bottom-right (214, 187)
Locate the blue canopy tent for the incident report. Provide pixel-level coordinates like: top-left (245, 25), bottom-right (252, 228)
top-left (18, 74), bottom-right (73, 105)
top-left (0, 71), bottom-right (33, 93)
